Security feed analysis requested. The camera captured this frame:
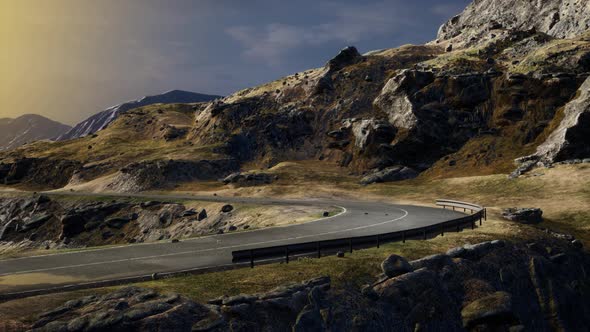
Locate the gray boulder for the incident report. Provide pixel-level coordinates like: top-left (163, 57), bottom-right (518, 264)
top-left (197, 209), bottom-right (207, 221)
top-left (502, 208), bottom-right (543, 224)
top-left (381, 254), bottom-right (413, 278)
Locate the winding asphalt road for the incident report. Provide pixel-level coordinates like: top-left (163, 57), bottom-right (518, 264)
top-left (0, 193), bottom-right (465, 297)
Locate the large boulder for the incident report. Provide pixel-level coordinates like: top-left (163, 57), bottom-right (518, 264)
top-left (380, 254), bottom-right (413, 278)
top-left (326, 46), bottom-right (362, 72)
top-left (502, 208), bottom-right (543, 224)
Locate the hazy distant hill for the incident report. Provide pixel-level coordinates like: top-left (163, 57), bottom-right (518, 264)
top-left (56, 90), bottom-right (221, 141)
top-left (0, 114), bottom-right (71, 151)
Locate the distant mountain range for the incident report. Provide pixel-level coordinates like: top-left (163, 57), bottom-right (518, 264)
top-left (0, 114), bottom-right (71, 151)
top-left (56, 90), bottom-right (221, 141)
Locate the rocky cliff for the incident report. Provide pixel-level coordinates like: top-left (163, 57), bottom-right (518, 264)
top-left (435, 0), bottom-right (590, 49)
top-left (0, 0), bottom-right (589, 190)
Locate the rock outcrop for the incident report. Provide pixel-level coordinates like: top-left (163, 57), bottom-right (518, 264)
top-left (435, 0), bottom-right (590, 48)
top-left (0, 196), bottom-right (240, 250)
top-left (108, 159), bottom-right (239, 192)
top-left (0, 158), bottom-right (81, 189)
top-left (31, 277), bottom-right (332, 332)
top-left (29, 239), bottom-right (590, 331)
top-left (513, 76), bottom-right (590, 175)
top-left (360, 165), bottom-right (418, 185)
top-left (502, 207), bottom-right (543, 224)
top-left (221, 172), bottom-right (277, 187)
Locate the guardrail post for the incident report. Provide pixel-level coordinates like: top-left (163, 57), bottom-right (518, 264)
top-left (441, 224), bottom-right (444, 236)
top-left (452, 206), bottom-right (455, 211)
top-left (317, 241), bottom-right (321, 258)
top-left (376, 234), bottom-right (380, 248)
top-left (402, 231), bottom-right (406, 243)
top-left (471, 219), bottom-right (475, 230)
top-left (285, 246), bottom-right (289, 264)
top-left (456, 219), bottom-right (460, 232)
top-left (479, 213), bottom-right (482, 226)
top-left (349, 238), bottom-right (353, 253)
top-left (250, 250), bottom-right (254, 268)
top-left (484, 208), bottom-right (487, 221)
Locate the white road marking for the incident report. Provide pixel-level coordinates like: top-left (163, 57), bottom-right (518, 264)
top-left (0, 208), bottom-right (408, 276)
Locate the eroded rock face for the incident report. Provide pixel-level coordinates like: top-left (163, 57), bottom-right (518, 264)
top-left (0, 158), bottom-right (81, 189)
top-left (0, 197), bottom-right (239, 250)
top-left (373, 69), bottom-right (434, 129)
top-left (515, 76), bottom-right (590, 173)
top-left (108, 159), bottom-right (239, 192)
top-left (436, 0), bottom-right (590, 48)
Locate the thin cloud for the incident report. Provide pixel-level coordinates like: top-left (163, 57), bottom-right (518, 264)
top-left (226, 1), bottom-right (414, 65)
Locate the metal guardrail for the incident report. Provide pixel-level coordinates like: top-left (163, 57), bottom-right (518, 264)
top-left (232, 200), bottom-right (486, 267)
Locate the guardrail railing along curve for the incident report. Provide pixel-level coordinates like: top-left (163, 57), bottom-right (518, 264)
top-left (232, 199), bottom-right (486, 268)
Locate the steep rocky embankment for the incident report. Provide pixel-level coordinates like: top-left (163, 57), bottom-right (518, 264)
top-left (0, 0), bottom-right (589, 190)
top-left (26, 239), bottom-right (590, 331)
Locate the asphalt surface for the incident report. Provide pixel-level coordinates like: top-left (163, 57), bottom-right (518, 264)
top-left (0, 193), bottom-right (465, 296)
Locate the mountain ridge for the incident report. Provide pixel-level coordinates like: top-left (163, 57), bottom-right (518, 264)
top-left (56, 90), bottom-right (222, 141)
top-left (0, 114), bottom-right (71, 151)
top-left (0, 0), bottom-right (589, 191)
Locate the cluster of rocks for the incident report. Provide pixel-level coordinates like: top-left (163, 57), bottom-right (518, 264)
top-left (360, 165), bottom-right (418, 185)
top-left (362, 238), bottom-right (590, 331)
top-left (0, 196), bottom-right (246, 250)
top-left (221, 172), bottom-right (277, 187)
top-left (30, 277), bottom-right (332, 332)
top-left (28, 238), bottom-right (590, 331)
top-left (501, 207), bottom-right (543, 224)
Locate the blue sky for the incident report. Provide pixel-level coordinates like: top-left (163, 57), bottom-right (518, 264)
top-left (2, 0), bottom-right (470, 124)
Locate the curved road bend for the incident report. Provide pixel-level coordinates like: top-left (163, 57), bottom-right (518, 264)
top-left (0, 193), bottom-right (465, 295)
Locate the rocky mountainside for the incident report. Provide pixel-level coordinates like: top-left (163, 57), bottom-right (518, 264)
top-left (0, 0), bottom-right (589, 191)
top-left (435, 0), bottom-right (590, 49)
top-left (56, 90), bottom-right (221, 141)
top-left (0, 114), bottom-right (71, 151)
top-left (26, 238), bottom-right (590, 331)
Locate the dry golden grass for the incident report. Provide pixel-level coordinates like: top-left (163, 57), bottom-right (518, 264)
top-left (1, 162), bottom-right (587, 326)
